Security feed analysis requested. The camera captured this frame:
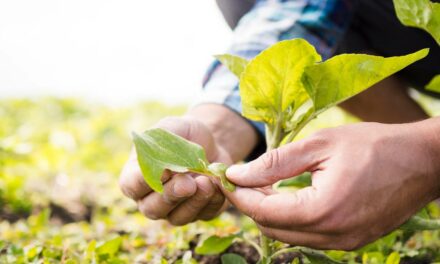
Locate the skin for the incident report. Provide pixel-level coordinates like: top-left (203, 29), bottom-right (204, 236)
top-left (224, 118), bottom-right (440, 250)
top-left (119, 75), bottom-right (440, 249)
top-left (119, 104), bottom-right (257, 225)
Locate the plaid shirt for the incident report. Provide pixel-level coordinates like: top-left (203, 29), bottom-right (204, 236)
top-left (197, 0), bottom-right (354, 138)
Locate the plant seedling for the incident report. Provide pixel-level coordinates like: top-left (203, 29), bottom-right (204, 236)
top-left (393, 0), bottom-right (440, 92)
top-left (133, 38), bottom-right (429, 263)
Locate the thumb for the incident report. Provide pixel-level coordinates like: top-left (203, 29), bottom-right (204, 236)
top-left (226, 140), bottom-right (321, 187)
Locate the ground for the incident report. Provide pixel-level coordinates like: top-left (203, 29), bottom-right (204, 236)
top-left (1, 95), bottom-right (440, 263)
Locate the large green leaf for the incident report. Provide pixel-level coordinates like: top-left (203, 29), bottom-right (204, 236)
top-left (195, 234), bottom-right (237, 255)
top-left (133, 128), bottom-right (234, 193)
top-left (239, 39), bottom-right (321, 126)
top-left (302, 49), bottom-right (429, 114)
top-left (133, 129), bottom-right (208, 193)
top-left (393, 0), bottom-right (440, 45)
top-left (427, 74), bottom-right (440, 92)
top-left (215, 54), bottom-right (249, 79)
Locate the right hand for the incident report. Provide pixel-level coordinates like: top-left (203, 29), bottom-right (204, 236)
top-left (119, 116), bottom-right (232, 225)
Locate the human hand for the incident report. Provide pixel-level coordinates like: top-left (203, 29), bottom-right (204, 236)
top-left (224, 121), bottom-right (440, 250)
top-left (119, 116), bottom-right (232, 225)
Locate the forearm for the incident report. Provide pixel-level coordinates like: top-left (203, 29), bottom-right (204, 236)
top-left (186, 103), bottom-right (258, 163)
top-left (418, 117), bottom-right (440, 185)
top-left (340, 76), bottom-right (429, 123)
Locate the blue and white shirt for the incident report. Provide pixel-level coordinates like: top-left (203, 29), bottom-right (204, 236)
top-left (198, 0), bottom-right (354, 139)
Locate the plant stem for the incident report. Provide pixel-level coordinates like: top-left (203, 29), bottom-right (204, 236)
top-left (260, 118), bottom-right (284, 264)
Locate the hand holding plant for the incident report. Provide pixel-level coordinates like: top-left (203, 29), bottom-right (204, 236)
top-left (224, 120), bottom-right (440, 250)
top-left (119, 116), bottom-right (231, 225)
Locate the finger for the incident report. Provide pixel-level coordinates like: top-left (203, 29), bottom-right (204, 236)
top-left (224, 186), bottom-right (320, 229)
top-left (257, 225), bottom-right (334, 250)
top-left (119, 149), bottom-right (173, 200)
top-left (154, 117), bottom-right (218, 160)
top-left (196, 187), bottom-right (227, 221)
top-left (137, 174), bottom-right (197, 219)
top-left (166, 176), bottom-right (216, 225)
top-left (226, 137), bottom-right (325, 187)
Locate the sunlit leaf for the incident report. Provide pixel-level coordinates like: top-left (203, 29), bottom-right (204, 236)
top-left (215, 54), bottom-right (249, 78)
top-left (393, 0), bottom-right (440, 45)
top-left (96, 237), bottom-right (122, 258)
top-left (427, 75), bottom-right (440, 92)
top-left (385, 252), bottom-right (401, 264)
top-left (239, 39), bottom-right (321, 127)
top-left (302, 49), bottom-right (429, 115)
top-left (133, 128), bottom-right (234, 193)
top-left (133, 129), bottom-right (209, 193)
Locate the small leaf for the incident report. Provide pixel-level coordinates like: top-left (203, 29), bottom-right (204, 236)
top-left (215, 54), bottom-right (249, 78)
top-left (427, 75), bottom-right (440, 92)
top-left (393, 0), bottom-right (440, 45)
top-left (221, 253), bottom-right (247, 264)
top-left (133, 129), bottom-right (210, 193)
top-left (277, 172), bottom-right (312, 188)
top-left (96, 237), bottom-right (122, 257)
top-left (195, 234), bottom-right (236, 255)
top-left (399, 215), bottom-right (440, 231)
top-left (239, 39), bottom-right (321, 127)
top-left (385, 252), bottom-right (401, 264)
top-left (302, 49), bottom-right (429, 115)
top-left (208, 163), bottom-right (235, 192)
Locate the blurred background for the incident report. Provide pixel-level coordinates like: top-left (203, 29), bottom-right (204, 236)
top-left (2, 1), bottom-right (440, 263)
top-left (0, 0), bottom-right (231, 105)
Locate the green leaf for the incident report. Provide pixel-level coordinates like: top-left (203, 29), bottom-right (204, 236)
top-left (399, 215), bottom-right (440, 231)
top-left (133, 128), bottom-right (235, 193)
top-left (277, 172), bottom-right (312, 188)
top-left (215, 54), bottom-right (249, 78)
top-left (208, 162), bottom-right (235, 192)
top-left (221, 253), bottom-right (247, 264)
top-left (132, 128), bottom-right (209, 193)
top-left (385, 252), bottom-right (401, 264)
top-left (302, 49), bottom-right (429, 115)
top-left (393, 0), bottom-right (440, 45)
top-left (427, 75), bottom-right (440, 92)
top-left (239, 39), bottom-right (321, 127)
top-left (96, 237), bottom-right (122, 258)
top-left (195, 234), bottom-right (237, 255)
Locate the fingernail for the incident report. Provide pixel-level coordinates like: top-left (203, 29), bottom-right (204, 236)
top-left (226, 164), bottom-right (248, 179)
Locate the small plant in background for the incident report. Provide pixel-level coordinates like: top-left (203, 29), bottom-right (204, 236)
top-left (133, 38), bottom-right (432, 263)
top-left (393, 0), bottom-right (440, 93)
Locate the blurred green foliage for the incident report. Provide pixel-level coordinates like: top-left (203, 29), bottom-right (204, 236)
top-left (1, 95), bottom-right (440, 263)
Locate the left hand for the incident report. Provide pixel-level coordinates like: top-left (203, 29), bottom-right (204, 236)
top-left (224, 121), bottom-right (440, 250)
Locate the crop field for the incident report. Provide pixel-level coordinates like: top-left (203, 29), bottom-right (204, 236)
top-left (1, 96), bottom-right (440, 263)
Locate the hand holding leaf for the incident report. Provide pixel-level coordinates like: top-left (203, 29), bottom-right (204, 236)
top-left (132, 128), bottom-right (235, 193)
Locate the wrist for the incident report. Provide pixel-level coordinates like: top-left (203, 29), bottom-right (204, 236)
top-left (414, 117), bottom-right (440, 197)
top-left (186, 103), bottom-right (259, 162)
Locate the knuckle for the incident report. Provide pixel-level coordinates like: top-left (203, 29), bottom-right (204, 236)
top-left (305, 130), bottom-right (331, 148)
top-left (138, 203), bottom-right (161, 220)
top-left (167, 216), bottom-right (189, 226)
top-left (260, 149), bottom-right (281, 171)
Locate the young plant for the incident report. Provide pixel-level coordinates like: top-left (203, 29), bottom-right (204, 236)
top-left (133, 39), bottom-right (428, 263)
top-left (393, 0), bottom-right (440, 92)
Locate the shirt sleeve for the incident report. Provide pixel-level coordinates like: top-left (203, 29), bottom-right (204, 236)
top-left (194, 0), bottom-right (355, 158)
